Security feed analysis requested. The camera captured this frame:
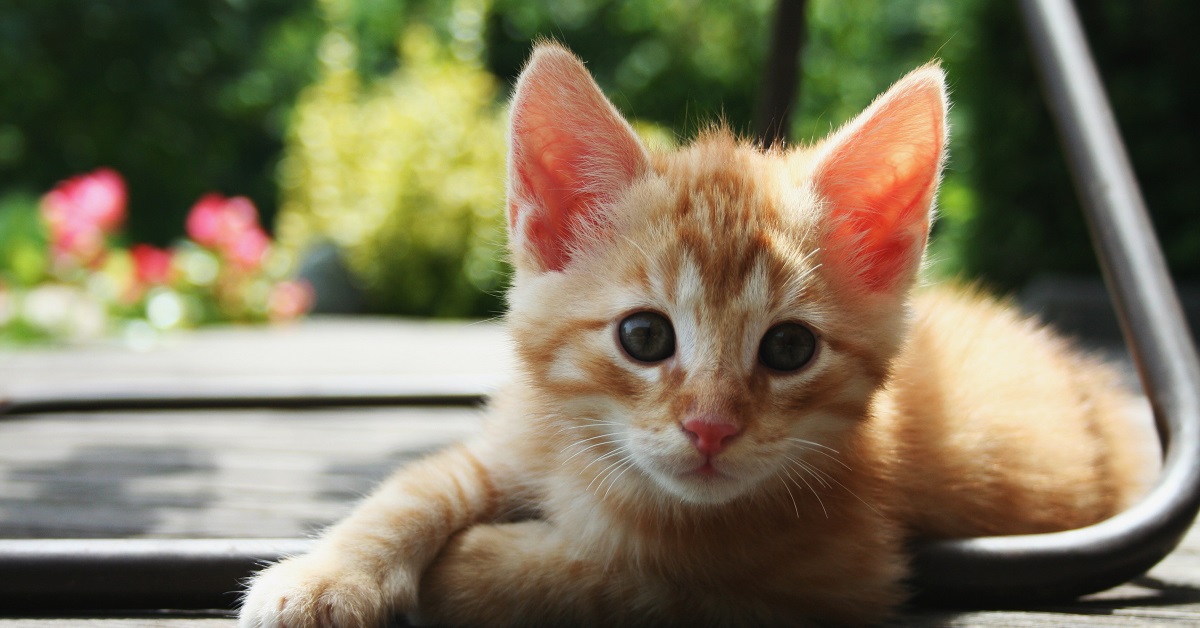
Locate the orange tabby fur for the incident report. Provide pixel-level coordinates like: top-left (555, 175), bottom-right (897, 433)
top-left (239, 43), bottom-right (1149, 627)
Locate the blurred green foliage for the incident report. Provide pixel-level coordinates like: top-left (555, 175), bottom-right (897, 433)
top-left (277, 0), bottom-right (509, 317)
top-left (0, 0), bottom-right (322, 245)
top-left (0, 192), bottom-right (47, 287)
top-left (953, 0), bottom-right (1200, 289)
top-left (280, 0), bottom-right (782, 316)
top-left (3, 0), bottom-right (1197, 318)
top-left (486, 0), bottom-right (775, 138)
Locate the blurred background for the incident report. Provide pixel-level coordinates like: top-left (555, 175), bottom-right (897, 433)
top-left (0, 0), bottom-right (1196, 337)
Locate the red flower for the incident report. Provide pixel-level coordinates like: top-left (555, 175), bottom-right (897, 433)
top-left (185, 194), bottom-right (269, 269)
top-left (41, 168), bottom-right (128, 267)
top-left (131, 244), bottom-right (174, 285)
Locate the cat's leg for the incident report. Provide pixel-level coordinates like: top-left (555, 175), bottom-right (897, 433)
top-left (415, 522), bottom-right (805, 627)
top-left (239, 441), bottom-right (512, 628)
top-left (414, 520), bottom-right (633, 627)
top-left (416, 518), bottom-right (905, 627)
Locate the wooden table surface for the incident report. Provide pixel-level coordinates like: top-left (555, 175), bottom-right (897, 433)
top-left (1, 317), bottom-right (1197, 626)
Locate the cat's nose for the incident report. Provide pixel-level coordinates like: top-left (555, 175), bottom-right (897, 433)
top-left (681, 419), bottom-right (742, 456)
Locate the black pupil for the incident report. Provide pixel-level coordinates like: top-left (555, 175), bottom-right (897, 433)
top-left (759, 323), bottom-right (816, 371)
top-left (618, 312), bottom-right (675, 363)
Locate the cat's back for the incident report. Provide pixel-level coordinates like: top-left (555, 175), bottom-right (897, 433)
top-left (870, 284), bottom-right (1154, 539)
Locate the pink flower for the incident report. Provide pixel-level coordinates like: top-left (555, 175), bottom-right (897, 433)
top-left (184, 194), bottom-right (225, 247)
top-left (49, 224), bottom-right (107, 268)
top-left (131, 244), bottom-right (174, 285)
top-left (41, 168), bottom-right (128, 267)
top-left (42, 168), bottom-right (127, 234)
top-left (267, 280), bottom-right (315, 321)
top-left (226, 226), bottom-right (270, 269)
top-left (185, 194), bottom-right (270, 269)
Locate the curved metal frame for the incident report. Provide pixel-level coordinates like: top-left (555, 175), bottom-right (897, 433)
top-left (0, 538), bottom-right (310, 611)
top-left (0, 0), bottom-right (1196, 612)
top-left (912, 0), bottom-right (1200, 604)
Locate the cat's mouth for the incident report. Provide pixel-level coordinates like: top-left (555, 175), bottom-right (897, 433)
top-left (689, 460), bottom-right (724, 478)
top-left (627, 436), bottom-right (757, 503)
top-left (654, 456), bottom-right (756, 504)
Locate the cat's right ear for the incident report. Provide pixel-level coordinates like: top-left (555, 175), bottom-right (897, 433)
top-left (809, 64), bottom-right (948, 297)
top-left (507, 42), bottom-right (649, 273)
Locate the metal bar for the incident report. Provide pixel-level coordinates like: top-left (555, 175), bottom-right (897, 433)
top-left (911, 0), bottom-right (1200, 605)
top-left (754, 0), bottom-right (809, 147)
top-left (0, 376), bottom-right (491, 416)
top-left (0, 539), bottom-right (309, 611)
top-left (0, 391), bottom-right (485, 415)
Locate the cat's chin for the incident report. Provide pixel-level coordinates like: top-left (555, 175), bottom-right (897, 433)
top-left (651, 467), bottom-right (754, 505)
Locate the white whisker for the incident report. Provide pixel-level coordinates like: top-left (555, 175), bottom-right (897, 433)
top-left (575, 418), bottom-right (626, 427)
top-left (775, 471), bottom-right (801, 518)
top-left (788, 456), bottom-right (882, 517)
top-left (559, 432), bottom-right (618, 453)
top-left (587, 456), bottom-right (630, 493)
top-left (785, 455), bottom-right (832, 489)
top-left (786, 438), bottom-right (851, 469)
top-left (784, 437), bottom-right (839, 453)
top-left (560, 437), bottom-right (621, 466)
top-left (553, 419), bottom-right (624, 436)
top-left (585, 445), bottom-right (627, 469)
top-left (601, 457), bottom-right (637, 499)
top-left (784, 462), bottom-right (827, 518)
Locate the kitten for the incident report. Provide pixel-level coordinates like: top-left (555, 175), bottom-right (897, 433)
top-left (239, 43), bottom-right (1148, 627)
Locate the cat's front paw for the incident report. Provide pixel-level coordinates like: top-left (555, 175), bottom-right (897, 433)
top-left (238, 554), bottom-right (408, 628)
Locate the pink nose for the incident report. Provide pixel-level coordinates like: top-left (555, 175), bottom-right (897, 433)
top-left (682, 419), bottom-right (742, 456)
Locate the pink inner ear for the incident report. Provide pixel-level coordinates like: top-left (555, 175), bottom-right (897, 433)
top-left (511, 127), bottom-right (618, 271)
top-left (816, 71), bottom-right (946, 293)
top-left (507, 45), bottom-right (648, 272)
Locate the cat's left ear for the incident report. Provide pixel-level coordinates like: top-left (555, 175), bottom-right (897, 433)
top-left (507, 43), bottom-right (650, 273)
top-left (810, 63), bottom-right (948, 295)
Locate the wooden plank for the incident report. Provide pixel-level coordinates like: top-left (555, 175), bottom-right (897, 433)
top-left (0, 317), bottom-right (512, 406)
top-left (0, 408), bottom-right (480, 539)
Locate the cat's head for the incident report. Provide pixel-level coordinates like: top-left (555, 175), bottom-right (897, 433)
top-left (505, 43), bottom-right (946, 507)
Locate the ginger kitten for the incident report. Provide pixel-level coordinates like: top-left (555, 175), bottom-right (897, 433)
top-left (239, 43), bottom-right (1148, 627)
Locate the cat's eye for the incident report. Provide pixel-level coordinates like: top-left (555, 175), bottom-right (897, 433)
top-left (759, 322), bottom-right (817, 372)
top-left (618, 311), bottom-right (676, 363)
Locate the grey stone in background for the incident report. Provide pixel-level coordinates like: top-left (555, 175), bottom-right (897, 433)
top-left (296, 242), bottom-right (368, 315)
